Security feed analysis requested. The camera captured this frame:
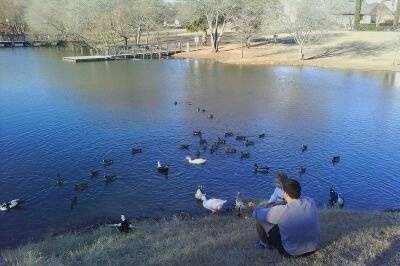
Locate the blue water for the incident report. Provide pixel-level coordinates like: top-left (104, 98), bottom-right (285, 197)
top-left (1, 48), bottom-right (400, 247)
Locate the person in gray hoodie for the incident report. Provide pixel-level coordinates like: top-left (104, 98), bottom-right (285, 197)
top-left (253, 179), bottom-right (320, 257)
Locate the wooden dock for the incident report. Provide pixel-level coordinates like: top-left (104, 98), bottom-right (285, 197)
top-left (63, 49), bottom-right (182, 63)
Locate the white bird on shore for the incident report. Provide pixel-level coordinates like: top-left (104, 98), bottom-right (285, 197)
top-left (201, 195), bottom-right (227, 213)
top-left (186, 156), bottom-right (207, 165)
top-left (195, 185), bottom-right (205, 200)
top-left (0, 199), bottom-right (22, 211)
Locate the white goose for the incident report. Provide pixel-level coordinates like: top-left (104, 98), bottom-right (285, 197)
top-left (0, 199), bottom-right (22, 211)
top-left (201, 195), bottom-right (227, 213)
top-left (195, 185), bottom-right (205, 200)
top-left (186, 156), bottom-right (207, 165)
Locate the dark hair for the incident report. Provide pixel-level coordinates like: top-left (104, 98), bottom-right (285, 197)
top-left (283, 179), bottom-right (301, 199)
top-left (274, 171), bottom-right (288, 187)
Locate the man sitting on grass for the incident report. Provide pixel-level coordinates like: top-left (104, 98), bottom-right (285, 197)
top-left (252, 179), bottom-right (320, 257)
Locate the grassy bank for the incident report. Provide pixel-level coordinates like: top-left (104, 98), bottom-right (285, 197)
top-left (174, 31), bottom-right (400, 72)
top-left (2, 209), bottom-right (400, 266)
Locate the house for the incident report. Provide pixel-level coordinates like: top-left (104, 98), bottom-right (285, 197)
top-left (364, 0), bottom-right (397, 25)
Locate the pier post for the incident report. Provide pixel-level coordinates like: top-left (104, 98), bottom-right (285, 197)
top-left (186, 42), bottom-right (190, 53)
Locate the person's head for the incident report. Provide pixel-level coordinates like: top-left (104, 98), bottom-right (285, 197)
top-left (274, 171), bottom-right (288, 189)
top-left (283, 179), bottom-right (301, 202)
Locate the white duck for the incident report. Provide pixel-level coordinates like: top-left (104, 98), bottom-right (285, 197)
top-left (0, 199), bottom-right (22, 211)
top-left (201, 195), bottom-right (227, 213)
top-left (186, 156), bottom-right (207, 165)
top-left (195, 185), bottom-right (205, 200)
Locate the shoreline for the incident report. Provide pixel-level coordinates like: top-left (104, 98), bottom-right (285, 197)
top-left (2, 209), bottom-right (400, 265)
top-left (174, 31), bottom-right (400, 73)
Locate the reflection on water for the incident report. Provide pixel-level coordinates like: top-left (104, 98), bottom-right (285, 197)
top-left (1, 48), bottom-right (400, 247)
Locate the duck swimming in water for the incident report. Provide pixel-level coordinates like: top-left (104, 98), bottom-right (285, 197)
top-left (201, 195), bottom-right (227, 213)
top-left (225, 147), bottom-right (237, 154)
top-left (207, 114), bottom-right (214, 119)
top-left (301, 144), bottom-right (308, 152)
top-left (70, 196), bottom-right (78, 209)
top-left (0, 199), bottom-right (22, 211)
top-left (327, 187), bottom-right (344, 208)
top-left (195, 185), bottom-right (205, 200)
top-left (224, 132), bottom-right (234, 137)
top-left (89, 170), bottom-right (100, 177)
top-left (259, 133), bottom-right (266, 138)
top-left (240, 151), bottom-right (250, 159)
top-left (254, 163), bottom-right (269, 173)
top-left (131, 147), bottom-right (142, 154)
top-left (102, 159), bottom-right (113, 166)
top-left (193, 130), bottom-right (202, 137)
top-left (245, 140), bottom-right (255, 146)
top-left (298, 167), bottom-right (306, 175)
top-left (104, 175), bottom-right (117, 184)
top-left (236, 135), bottom-right (246, 141)
top-left (186, 156), bottom-right (207, 165)
top-left (74, 182), bottom-right (89, 192)
top-left (180, 144), bottom-right (190, 150)
top-left (56, 174), bottom-right (64, 186)
top-left (332, 156), bottom-right (340, 165)
top-left (157, 161), bottom-right (169, 174)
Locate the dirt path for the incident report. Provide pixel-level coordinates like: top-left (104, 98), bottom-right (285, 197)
top-left (174, 31), bottom-right (400, 72)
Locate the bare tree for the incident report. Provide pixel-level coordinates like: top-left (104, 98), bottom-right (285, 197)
top-left (394, 0), bottom-right (400, 29)
top-left (233, 0), bottom-right (266, 58)
top-left (354, 0), bottom-right (363, 30)
top-left (0, 0), bottom-right (28, 40)
top-left (278, 0), bottom-right (332, 60)
top-left (195, 0), bottom-right (239, 52)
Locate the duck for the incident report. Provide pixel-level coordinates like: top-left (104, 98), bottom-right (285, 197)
top-left (199, 138), bottom-right (208, 146)
top-left (298, 166), bottom-right (306, 175)
top-left (328, 187), bottom-right (344, 208)
top-left (102, 159), bottom-right (113, 166)
top-left (174, 101), bottom-right (178, 105)
top-left (235, 192), bottom-right (246, 216)
top-left (193, 130), bottom-right (202, 137)
top-left (89, 170), bottom-right (100, 177)
top-left (240, 151), bottom-right (250, 159)
top-left (195, 185), bottom-right (205, 200)
top-left (236, 135), bottom-right (246, 141)
top-left (56, 174), bottom-right (64, 186)
top-left (207, 114), bottom-right (214, 119)
top-left (301, 144), bottom-right (308, 152)
top-left (0, 199), bottom-right (22, 211)
top-left (108, 215), bottom-right (134, 232)
top-left (224, 132), bottom-right (234, 137)
top-left (197, 107), bottom-right (201, 112)
top-left (201, 195), bottom-right (227, 213)
top-left (225, 147), bottom-right (237, 154)
top-left (259, 133), bottom-right (266, 138)
top-left (245, 140), bottom-right (255, 146)
top-left (217, 137), bottom-right (226, 145)
top-left (332, 156), bottom-right (340, 164)
top-left (157, 161), bottom-right (169, 174)
top-left (186, 156), bottom-right (207, 165)
top-left (74, 182), bottom-right (89, 192)
top-left (131, 147), bottom-right (142, 154)
top-left (254, 163), bottom-right (269, 173)
top-left (210, 144), bottom-right (218, 154)
top-left (202, 109), bottom-right (206, 113)
top-left (70, 196), bottom-right (78, 209)
top-left (104, 175), bottom-right (117, 184)
top-left (180, 144), bottom-right (190, 150)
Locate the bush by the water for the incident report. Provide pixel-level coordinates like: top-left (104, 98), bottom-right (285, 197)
top-left (1, 209), bottom-right (400, 266)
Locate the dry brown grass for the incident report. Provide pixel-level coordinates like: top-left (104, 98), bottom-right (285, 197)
top-left (174, 31), bottom-right (400, 72)
top-left (2, 209), bottom-right (400, 266)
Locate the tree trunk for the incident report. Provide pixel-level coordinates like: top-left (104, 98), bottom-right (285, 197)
top-left (394, 0), bottom-right (400, 28)
top-left (299, 45), bottom-right (304, 61)
top-left (123, 36), bottom-right (128, 49)
top-left (136, 27), bottom-right (141, 45)
top-left (246, 37), bottom-right (251, 48)
top-left (241, 38), bottom-right (244, 59)
top-left (354, 0), bottom-right (362, 30)
top-left (202, 30), bottom-right (207, 46)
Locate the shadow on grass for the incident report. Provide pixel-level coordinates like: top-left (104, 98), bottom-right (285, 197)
top-left (305, 41), bottom-right (393, 60)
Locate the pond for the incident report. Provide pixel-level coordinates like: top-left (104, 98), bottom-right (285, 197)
top-left (1, 48), bottom-right (400, 247)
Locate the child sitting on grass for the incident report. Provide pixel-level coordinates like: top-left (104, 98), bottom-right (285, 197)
top-left (258, 172), bottom-right (288, 208)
